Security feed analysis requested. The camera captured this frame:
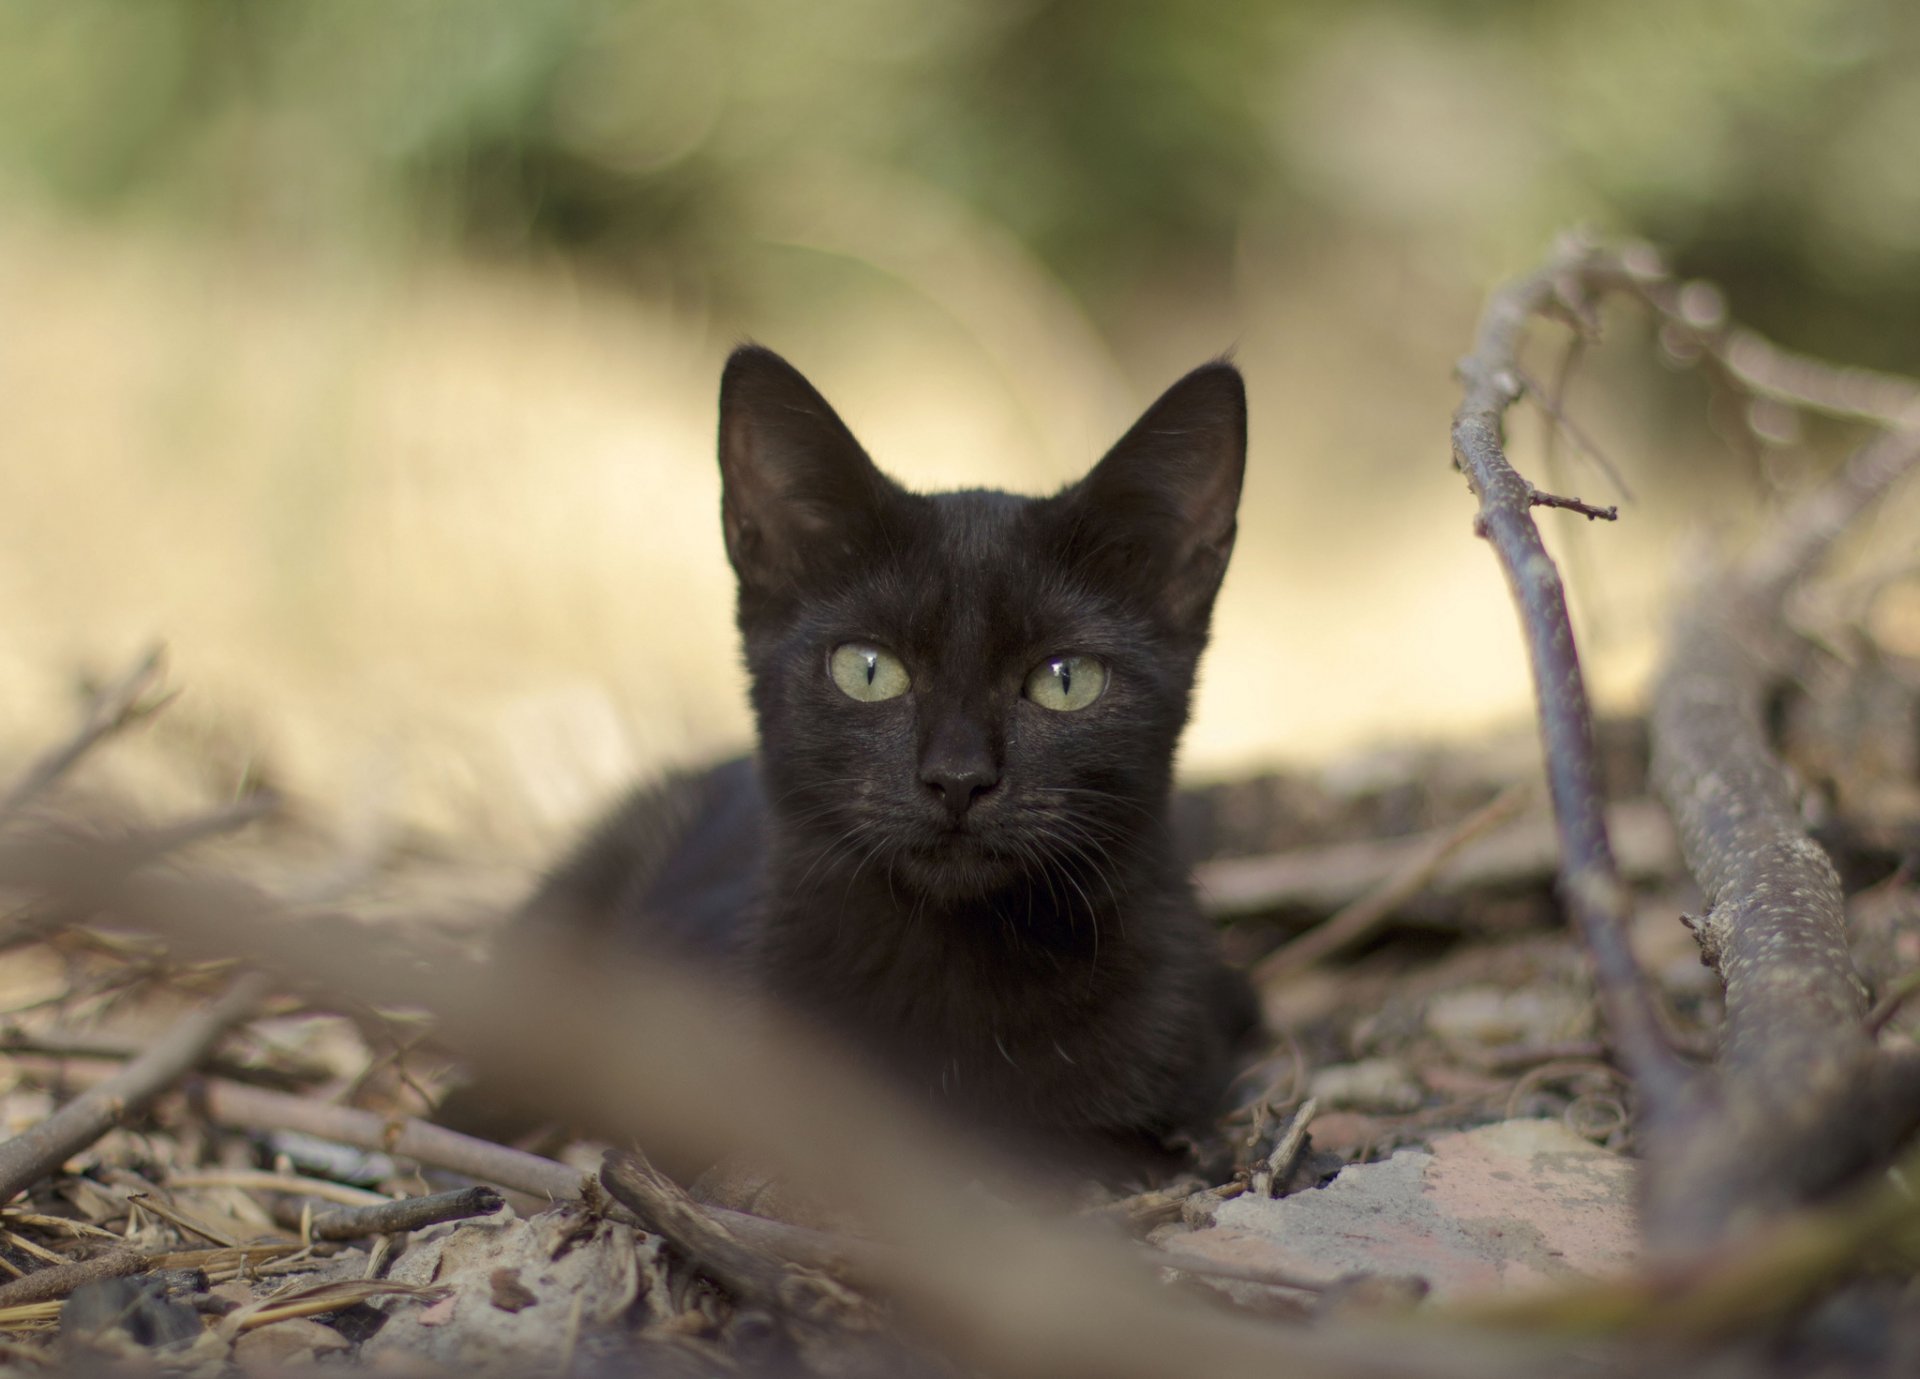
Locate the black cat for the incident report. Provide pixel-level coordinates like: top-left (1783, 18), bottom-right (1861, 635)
top-left (524, 346), bottom-right (1257, 1173)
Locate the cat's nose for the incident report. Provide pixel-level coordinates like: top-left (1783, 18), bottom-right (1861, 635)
top-left (920, 762), bottom-right (999, 819)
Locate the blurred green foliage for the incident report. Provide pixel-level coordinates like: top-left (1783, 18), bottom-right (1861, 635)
top-left (2, 0), bottom-right (1917, 362)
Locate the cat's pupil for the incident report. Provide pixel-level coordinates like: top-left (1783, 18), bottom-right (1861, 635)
top-left (1054, 659), bottom-right (1071, 694)
top-left (863, 652), bottom-right (877, 685)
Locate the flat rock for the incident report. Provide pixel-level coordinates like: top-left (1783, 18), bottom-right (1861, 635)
top-left (1157, 1118), bottom-right (1636, 1301)
top-left (361, 1207), bottom-right (669, 1373)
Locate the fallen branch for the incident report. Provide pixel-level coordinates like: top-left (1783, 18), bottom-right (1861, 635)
top-left (1253, 786), bottom-right (1529, 980)
top-left (1454, 235), bottom-right (1920, 1251)
top-left (602, 1149), bottom-right (797, 1306)
top-left (1449, 234), bottom-right (1695, 1120)
top-left (302, 1186), bottom-right (503, 1242)
top-left (0, 1248), bottom-right (145, 1309)
top-left (1197, 799), bottom-right (1674, 920)
top-left (1645, 425), bottom-right (1920, 1242)
top-left (0, 969), bottom-right (270, 1205)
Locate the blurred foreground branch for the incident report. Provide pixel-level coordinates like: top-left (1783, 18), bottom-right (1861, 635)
top-left (0, 845), bottom-right (1588, 1379)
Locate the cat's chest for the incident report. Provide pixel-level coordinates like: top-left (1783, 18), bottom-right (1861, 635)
top-left (753, 894), bottom-right (1133, 1053)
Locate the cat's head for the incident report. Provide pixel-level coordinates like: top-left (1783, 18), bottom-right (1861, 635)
top-left (717, 345), bottom-right (1245, 905)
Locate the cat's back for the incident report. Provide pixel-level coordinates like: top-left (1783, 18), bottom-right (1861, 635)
top-left (522, 755), bottom-right (767, 962)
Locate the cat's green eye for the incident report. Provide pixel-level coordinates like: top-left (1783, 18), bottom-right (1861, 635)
top-left (830, 643), bottom-right (911, 703)
top-left (1024, 655), bottom-right (1107, 712)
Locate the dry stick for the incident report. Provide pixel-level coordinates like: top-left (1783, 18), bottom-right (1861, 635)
top-left (1645, 425), bottom-right (1920, 1244)
top-left (0, 1248), bottom-right (145, 1309)
top-left (1197, 798), bottom-right (1675, 920)
top-left (1449, 236), bottom-right (1695, 1122)
top-left (189, 1079), bottom-right (592, 1207)
top-left (0, 970), bottom-right (271, 1206)
top-left (601, 1149), bottom-right (792, 1305)
top-left (0, 646), bottom-right (171, 816)
top-left (1865, 967), bottom-right (1920, 1036)
top-left (304, 1186), bottom-right (503, 1242)
top-left (1612, 257), bottom-right (1920, 430)
top-left (194, 1072), bottom-right (1339, 1299)
top-left (1253, 785), bottom-right (1531, 982)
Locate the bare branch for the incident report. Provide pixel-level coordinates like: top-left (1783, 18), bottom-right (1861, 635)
top-left (1645, 425), bottom-right (1920, 1243)
top-left (1, 646), bottom-right (175, 817)
top-left (1252, 786), bottom-right (1530, 980)
top-left (0, 969), bottom-right (269, 1205)
top-left (303, 1186), bottom-right (504, 1242)
top-left (1197, 799), bottom-right (1676, 920)
top-left (1450, 234), bottom-right (1695, 1117)
top-left (0, 1248), bottom-right (145, 1309)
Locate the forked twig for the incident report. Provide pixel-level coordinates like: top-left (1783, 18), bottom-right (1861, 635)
top-left (0, 646), bottom-right (173, 817)
top-left (1456, 234), bottom-right (1920, 1249)
top-left (1450, 235), bottom-right (1695, 1121)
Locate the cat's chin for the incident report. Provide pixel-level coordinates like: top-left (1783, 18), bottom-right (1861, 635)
top-left (893, 834), bottom-right (1022, 899)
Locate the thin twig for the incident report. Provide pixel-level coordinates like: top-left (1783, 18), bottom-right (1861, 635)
top-left (601, 1149), bottom-right (814, 1309)
top-left (1250, 1098), bottom-right (1318, 1199)
top-left (1525, 354), bottom-right (1637, 503)
top-left (0, 646), bottom-right (172, 816)
top-left (1450, 236), bottom-right (1694, 1118)
top-left (1610, 256), bottom-right (1920, 430)
top-left (1526, 489), bottom-right (1617, 522)
top-left (303, 1186), bottom-right (504, 1242)
top-left (0, 970), bottom-right (271, 1205)
top-left (1866, 968), bottom-right (1920, 1036)
top-left (1253, 786), bottom-right (1530, 981)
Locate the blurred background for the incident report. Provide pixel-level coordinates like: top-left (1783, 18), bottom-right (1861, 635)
top-left (2, 0), bottom-right (1918, 865)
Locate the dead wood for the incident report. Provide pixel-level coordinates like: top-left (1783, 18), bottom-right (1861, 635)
top-left (0, 970), bottom-right (269, 1205)
top-left (600, 1146), bottom-right (884, 1367)
top-left (0, 1248), bottom-right (145, 1309)
top-left (1645, 426), bottom-right (1920, 1242)
top-left (1197, 799), bottom-right (1674, 920)
top-left (1453, 233), bottom-right (1920, 1251)
top-left (1251, 786), bottom-right (1529, 979)
top-left (302, 1186), bottom-right (504, 1241)
top-left (1449, 234), bottom-right (1695, 1120)
top-left (602, 1149), bottom-right (796, 1305)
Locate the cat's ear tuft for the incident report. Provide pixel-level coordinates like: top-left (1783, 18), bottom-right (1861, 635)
top-left (717, 346), bottom-right (897, 601)
top-left (1070, 361), bottom-right (1247, 631)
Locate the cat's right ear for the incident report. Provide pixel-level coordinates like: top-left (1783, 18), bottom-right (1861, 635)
top-left (717, 346), bottom-right (897, 600)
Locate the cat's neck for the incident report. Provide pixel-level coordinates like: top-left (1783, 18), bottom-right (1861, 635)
top-left (758, 826), bottom-right (1182, 963)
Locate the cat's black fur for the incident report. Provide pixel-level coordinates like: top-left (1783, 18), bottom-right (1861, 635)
top-left (525, 346), bottom-right (1257, 1173)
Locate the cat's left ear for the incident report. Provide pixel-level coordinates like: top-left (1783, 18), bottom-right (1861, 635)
top-left (716, 345), bottom-right (900, 606)
top-left (1068, 361), bottom-right (1246, 630)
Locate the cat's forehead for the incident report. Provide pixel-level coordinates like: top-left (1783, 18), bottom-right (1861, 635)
top-left (843, 486), bottom-right (1123, 647)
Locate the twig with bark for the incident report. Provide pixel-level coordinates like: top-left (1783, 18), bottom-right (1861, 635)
top-left (301, 1186), bottom-right (504, 1242)
top-left (1452, 233), bottom-right (1920, 1249)
top-left (0, 1249), bottom-right (145, 1309)
top-left (1449, 236), bottom-right (1696, 1128)
top-left (1645, 426), bottom-right (1920, 1241)
top-left (0, 969), bottom-right (271, 1205)
top-left (1252, 785), bottom-right (1530, 980)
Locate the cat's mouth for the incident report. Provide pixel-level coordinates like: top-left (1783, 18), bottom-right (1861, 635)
top-left (896, 829), bottom-right (1022, 896)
